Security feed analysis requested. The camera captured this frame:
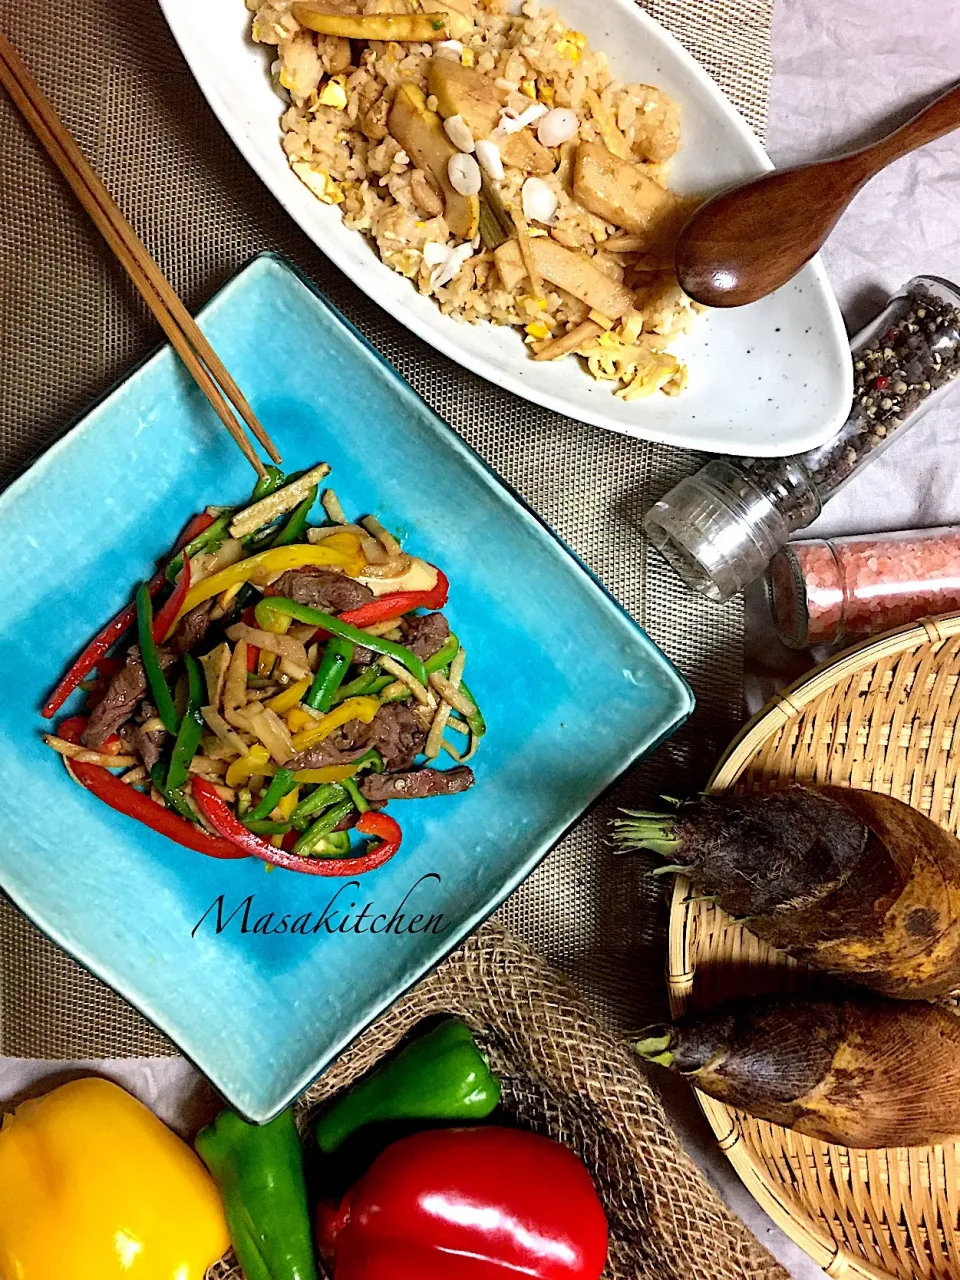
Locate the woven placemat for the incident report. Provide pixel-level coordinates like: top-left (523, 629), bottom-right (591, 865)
top-left (0, 0), bottom-right (764, 1055)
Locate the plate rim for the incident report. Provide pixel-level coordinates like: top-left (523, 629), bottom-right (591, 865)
top-left (156, 0), bottom-right (853, 458)
top-left (4, 250), bottom-right (694, 1120)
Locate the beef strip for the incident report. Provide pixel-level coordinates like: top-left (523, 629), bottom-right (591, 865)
top-left (360, 766), bottom-right (475, 803)
top-left (362, 703), bottom-right (427, 770)
top-left (131, 702), bottom-right (167, 773)
top-left (83, 646), bottom-right (175, 747)
top-left (285, 703), bottom-right (427, 773)
top-left (169, 602), bottom-right (213, 657)
top-left (401, 612), bottom-right (450, 661)
top-left (271, 567), bottom-right (374, 613)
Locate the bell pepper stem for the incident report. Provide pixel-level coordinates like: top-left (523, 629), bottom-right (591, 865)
top-left (314, 1017), bottom-right (501, 1153)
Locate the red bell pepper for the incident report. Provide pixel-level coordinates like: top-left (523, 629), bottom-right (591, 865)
top-left (55, 718), bottom-right (247, 860)
top-left (241, 605), bottom-right (260, 671)
top-left (316, 1127), bottom-right (608, 1280)
top-left (152, 554), bottom-right (192, 644)
top-left (192, 777), bottom-right (401, 877)
top-left (355, 812), bottom-right (401, 862)
top-left (337, 569), bottom-right (448, 630)
top-left (41, 512), bottom-right (215, 719)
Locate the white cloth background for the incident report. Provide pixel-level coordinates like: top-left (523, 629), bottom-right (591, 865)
top-left (3, 3), bottom-right (958, 1276)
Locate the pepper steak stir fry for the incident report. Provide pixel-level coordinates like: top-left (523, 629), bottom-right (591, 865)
top-left (41, 463), bottom-right (484, 876)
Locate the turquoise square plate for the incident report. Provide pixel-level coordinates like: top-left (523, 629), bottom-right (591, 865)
top-left (0, 254), bottom-right (692, 1121)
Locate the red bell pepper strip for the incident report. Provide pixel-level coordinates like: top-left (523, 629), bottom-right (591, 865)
top-left (152, 554), bottom-right (192, 644)
top-left (55, 718), bottom-right (247, 860)
top-left (192, 777), bottom-right (401, 876)
top-left (41, 512), bottom-right (215, 719)
top-left (241, 606), bottom-right (260, 672)
top-left (337, 569), bottom-right (448, 630)
top-left (355, 812), bottom-right (401, 862)
top-left (316, 1126), bottom-right (608, 1280)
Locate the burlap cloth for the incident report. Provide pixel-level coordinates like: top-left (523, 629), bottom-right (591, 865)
top-left (0, 0), bottom-right (785, 1275)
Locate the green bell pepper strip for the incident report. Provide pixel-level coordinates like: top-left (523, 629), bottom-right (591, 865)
top-left (305, 637), bottom-right (354, 712)
top-left (426, 632), bottom-right (460, 673)
top-left (269, 485), bottom-right (318, 549)
top-left (293, 799), bottom-right (356, 854)
top-left (310, 830), bottom-right (351, 858)
top-left (135, 582), bottom-right (179, 735)
top-left (314, 1017), bottom-right (501, 1153)
top-left (150, 763), bottom-right (195, 822)
top-left (341, 775), bottom-right (368, 814)
top-left (334, 671), bottom-right (392, 704)
top-left (165, 512), bottom-right (233, 584)
top-left (195, 1106), bottom-right (318, 1280)
top-left (460, 678), bottom-right (486, 738)
top-left (165, 654), bottom-right (205, 792)
top-left (244, 818), bottom-right (293, 836)
top-left (353, 747), bottom-right (385, 774)
top-left (256, 597), bottom-right (429, 688)
top-left (289, 783), bottom-right (347, 830)
top-left (250, 465), bottom-right (286, 501)
top-left (245, 767), bottom-right (297, 824)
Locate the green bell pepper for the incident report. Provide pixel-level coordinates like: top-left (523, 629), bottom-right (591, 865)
top-left (245, 766), bottom-right (297, 824)
top-left (165, 511), bottom-right (234, 583)
top-left (195, 1107), bottom-right (317, 1280)
top-left (306, 636), bottom-right (354, 712)
top-left (257, 597), bottom-right (429, 688)
top-left (269, 485), bottom-right (318, 549)
top-left (250, 465), bottom-right (286, 501)
top-left (165, 654), bottom-right (204, 792)
top-left (289, 782), bottom-right (347, 830)
top-left (314, 1017), bottom-right (501, 1153)
top-left (135, 582), bottom-right (179, 735)
top-left (332, 666), bottom-right (387, 703)
top-left (293, 798), bottom-right (356, 854)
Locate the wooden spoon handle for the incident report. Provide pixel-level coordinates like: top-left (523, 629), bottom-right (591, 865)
top-left (850, 81), bottom-right (960, 178)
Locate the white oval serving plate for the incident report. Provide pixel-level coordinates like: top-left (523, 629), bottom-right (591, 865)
top-left (159, 0), bottom-right (852, 456)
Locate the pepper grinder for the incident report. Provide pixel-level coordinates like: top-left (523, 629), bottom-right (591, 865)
top-left (643, 276), bottom-right (960, 603)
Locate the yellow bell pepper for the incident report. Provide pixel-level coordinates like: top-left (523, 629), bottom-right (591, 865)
top-left (294, 765), bottom-right (357, 783)
top-left (266, 677), bottom-right (311, 714)
top-left (290, 695), bottom-right (380, 752)
top-left (225, 744), bottom-right (358, 786)
top-left (225, 744), bottom-right (272, 787)
top-left (0, 1077), bottom-right (229, 1280)
top-left (176, 538), bottom-right (365, 621)
top-left (286, 707), bottom-right (315, 733)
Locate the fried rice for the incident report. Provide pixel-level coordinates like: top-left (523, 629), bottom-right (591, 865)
top-left (248, 0), bottom-right (703, 399)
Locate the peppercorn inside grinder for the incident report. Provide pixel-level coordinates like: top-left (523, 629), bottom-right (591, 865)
top-left (644, 276), bottom-right (960, 603)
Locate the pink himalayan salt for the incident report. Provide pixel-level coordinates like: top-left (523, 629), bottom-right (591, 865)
top-left (770, 528), bottom-right (960, 649)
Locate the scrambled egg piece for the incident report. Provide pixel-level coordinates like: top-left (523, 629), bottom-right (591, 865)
top-left (290, 162), bottom-right (344, 204)
top-left (317, 74), bottom-right (348, 109)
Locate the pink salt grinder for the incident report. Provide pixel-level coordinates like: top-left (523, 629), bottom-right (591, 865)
top-left (769, 527), bottom-right (960, 649)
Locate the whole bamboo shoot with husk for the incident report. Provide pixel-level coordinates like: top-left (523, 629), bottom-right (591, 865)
top-left (614, 785), bottom-right (960, 998)
top-left (637, 994), bottom-right (960, 1148)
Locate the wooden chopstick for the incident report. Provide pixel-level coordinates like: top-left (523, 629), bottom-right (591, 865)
top-left (0, 32), bottom-right (281, 479)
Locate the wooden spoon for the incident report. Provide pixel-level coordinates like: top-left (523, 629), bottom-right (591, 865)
top-left (676, 81), bottom-right (960, 308)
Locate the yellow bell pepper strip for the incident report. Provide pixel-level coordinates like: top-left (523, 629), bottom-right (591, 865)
top-left (225, 744), bottom-right (359, 787)
top-left (259, 596), bottom-right (429, 688)
top-left (195, 1107), bottom-right (318, 1280)
top-left (295, 766), bottom-right (357, 783)
top-left (0, 1077), bottom-right (229, 1280)
top-left (290, 695), bottom-right (381, 752)
top-left (175, 540), bottom-right (365, 622)
top-left (266, 677), bottom-right (311, 714)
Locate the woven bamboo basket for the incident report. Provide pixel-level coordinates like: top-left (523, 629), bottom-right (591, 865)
top-left (668, 612), bottom-right (960, 1280)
